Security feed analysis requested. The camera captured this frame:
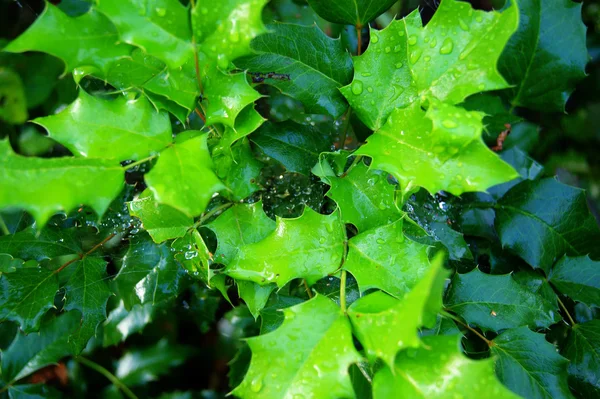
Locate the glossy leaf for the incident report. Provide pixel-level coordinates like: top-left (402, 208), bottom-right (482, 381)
top-left (341, 0), bottom-right (518, 130)
top-left (212, 138), bottom-right (264, 201)
top-left (96, 0), bottom-right (193, 69)
top-left (499, 0), bottom-right (588, 111)
top-left (145, 134), bottom-right (224, 217)
top-left (0, 68), bottom-right (27, 124)
top-left (313, 153), bottom-right (401, 232)
top-left (548, 255), bottom-right (600, 308)
top-left (445, 268), bottom-right (561, 332)
top-left (236, 23), bottom-right (353, 117)
top-left (128, 190), bottom-right (193, 243)
top-left (4, 4), bottom-right (132, 75)
top-left (348, 253), bottom-right (447, 367)
top-left (232, 295), bottom-right (361, 399)
top-left (496, 178), bottom-right (600, 272)
top-left (103, 301), bottom-right (154, 347)
top-left (0, 140), bottom-right (123, 226)
top-left (237, 281), bottom-right (276, 320)
top-left (373, 335), bottom-right (520, 399)
top-left (0, 265), bottom-right (58, 333)
top-left (0, 312), bottom-right (79, 383)
top-left (356, 101), bottom-right (518, 195)
top-left (0, 226), bottom-right (81, 261)
top-left (225, 207), bottom-right (345, 286)
top-left (561, 320), bottom-right (600, 397)
top-left (172, 229), bottom-right (212, 284)
top-left (492, 327), bottom-right (573, 399)
top-left (34, 89), bottom-right (172, 161)
top-left (345, 219), bottom-right (432, 298)
top-left (306, 0), bottom-right (396, 26)
top-left (63, 256), bottom-right (112, 354)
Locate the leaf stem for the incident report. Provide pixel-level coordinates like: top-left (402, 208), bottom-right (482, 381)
top-left (340, 269), bottom-right (348, 314)
top-left (340, 155), bottom-right (362, 178)
top-left (356, 24), bottom-right (363, 55)
top-left (122, 155), bottom-right (158, 171)
top-left (76, 356), bottom-right (138, 399)
top-left (192, 202), bottom-right (233, 229)
top-left (189, 0), bottom-right (204, 95)
top-left (557, 296), bottom-right (576, 326)
top-left (440, 310), bottom-right (492, 347)
top-left (54, 233), bottom-right (116, 274)
top-left (0, 215), bottom-right (9, 235)
top-left (303, 280), bottom-right (313, 298)
top-left (339, 108), bottom-right (353, 150)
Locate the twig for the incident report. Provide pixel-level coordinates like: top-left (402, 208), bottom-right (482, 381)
top-left (76, 357), bottom-right (138, 399)
top-left (122, 155), bottom-right (158, 171)
top-left (557, 296), bottom-right (576, 326)
top-left (441, 310), bottom-right (492, 347)
top-left (303, 280), bottom-right (313, 298)
top-left (340, 155), bottom-right (363, 178)
top-left (356, 24), bottom-right (363, 55)
top-left (340, 269), bottom-right (348, 313)
top-left (192, 202), bottom-right (233, 229)
top-left (54, 233), bottom-right (116, 274)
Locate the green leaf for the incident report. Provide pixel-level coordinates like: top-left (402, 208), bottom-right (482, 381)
top-left (306, 0), bottom-right (396, 26)
top-left (145, 134), bottom-right (224, 217)
top-left (171, 229), bottom-right (212, 283)
top-left (499, 0), bottom-right (588, 111)
top-left (192, 0), bottom-right (268, 69)
top-left (34, 89), bottom-right (172, 161)
top-left (341, 0), bottom-right (518, 130)
top-left (356, 101), bottom-right (518, 196)
top-left (0, 265), bottom-right (58, 333)
top-left (445, 268), bottom-right (561, 332)
top-left (236, 23), bottom-right (353, 118)
top-left (115, 234), bottom-right (188, 309)
top-left (372, 334), bottom-right (520, 399)
top-left (237, 280), bottom-right (276, 320)
top-left (116, 339), bottom-right (194, 386)
top-left (345, 219), bottom-right (432, 298)
top-left (63, 256), bottom-right (112, 354)
top-left (251, 121), bottom-right (332, 175)
top-left (128, 190), bottom-right (193, 243)
top-left (491, 326), bottom-right (573, 399)
top-left (348, 252), bottom-right (447, 367)
top-left (225, 207), bottom-right (345, 286)
top-left (212, 138), bottom-right (264, 201)
top-left (0, 254), bottom-right (20, 274)
top-left (4, 4), bottom-right (132, 75)
top-left (496, 178), bottom-right (600, 272)
top-left (0, 312), bottom-right (79, 383)
top-left (6, 384), bottom-right (62, 399)
top-left (0, 68), bottom-right (27, 124)
top-left (95, 0), bottom-right (193, 69)
top-left (0, 140), bottom-right (124, 226)
top-left (0, 226), bottom-right (81, 261)
top-left (232, 295), bottom-right (361, 399)
top-left (313, 153), bottom-right (401, 232)
top-left (206, 202), bottom-right (275, 265)
top-left (561, 320), bottom-right (600, 397)
top-left (548, 256), bottom-right (600, 308)
top-left (103, 301), bottom-right (154, 347)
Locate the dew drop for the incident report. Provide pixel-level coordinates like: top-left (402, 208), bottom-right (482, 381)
top-left (385, 46), bottom-right (391, 53)
top-left (250, 376), bottom-right (263, 392)
top-left (439, 38), bottom-right (454, 55)
top-left (410, 49), bottom-right (422, 64)
top-left (424, 55), bottom-right (431, 62)
top-left (458, 19), bottom-right (470, 31)
top-left (367, 86), bottom-right (374, 93)
top-left (371, 33), bottom-right (379, 43)
top-left (351, 80), bottom-right (364, 95)
top-left (429, 38), bottom-right (437, 48)
top-left (442, 119), bottom-right (457, 128)
top-left (395, 62), bottom-right (404, 69)
top-left (155, 7), bottom-right (166, 16)
top-left (408, 35), bottom-right (417, 45)
top-left (376, 238), bottom-right (385, 244)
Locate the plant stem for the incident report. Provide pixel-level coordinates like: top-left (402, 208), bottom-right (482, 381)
top-left (55, 233), bottom-right (116, 274)
top-left (76, 356), bottom-right (138, 399)
top-left (122, 155), bottom-right (158, 171)
top-left (441, 310), bottom-right (492, 347)
top-left (189, 0), bottom-right (204, 95)
top-left (339, 108), bottom-right (353, 150)
top-left (193, 202), bottom-right (233, 229)
top-left (356, 24), bottom-right (363, 55)
top-left (340, 269), bottom-right (348, 314)
top-left (303, 280), bottom-right (313, 298)
top-left (557, 296), bottom-right (576, 326)
top-left (340, 155), bottom-right (363, 178)
top-left (0, 215), bottom-right (9, 235)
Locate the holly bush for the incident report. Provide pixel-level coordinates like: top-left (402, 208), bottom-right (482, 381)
top-left (0, 0), bottom-right (599, 398)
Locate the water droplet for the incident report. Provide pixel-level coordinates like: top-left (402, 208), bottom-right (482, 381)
top-left (371, 32), bottom-right (379, 43)
top-left (429, 38), bottom-right (437, 48)
top-left (351, 80), bottom-right (364, 95)
top-left (408, 35), bottom-right (417, 45)
top-left (395, 62), bottom-right (404, 69)
top-left (424, 55), bottom-right (431, 62)
top-left (376, 238), bottom-right (385, 244)
top-left (442, 119), bottom-right (457, 128)
top-left (410, 49), bottom-right (422, 64)
top-left (361, 72), bottom-right (372, 77)
top-left (250, 376), bottom-right (263, 392)
top-left (440, 38), bottom-right (454, 55)
top-left (367, 86), bottom-right (373, 93)
top-left (319, 236), bottom-right (326, 244)
top-left (184, 250), bottom-right (198, 259)
top-left (384, 46), bottom-right (391, 53)
top-left (155, 7), bottom-right (166, 17)
top-left (394, 45), bottom-right (402, 53)
top-left (458, 19), bottom-right (470, 31)
top-left (475, 15), bottom-right (483, 23)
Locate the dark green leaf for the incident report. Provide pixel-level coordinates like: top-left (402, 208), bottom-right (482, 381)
top-left (561, 320), bottom-right (600, 397)
top-left (306, 0), bottom-right (396, 26)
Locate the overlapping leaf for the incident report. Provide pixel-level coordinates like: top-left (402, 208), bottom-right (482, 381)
top-left (561, 320), bottom-right (600, 397)
top-left (306, 0), bottom-right (396, 26)
top-left (549, 256), bottom-right (600, 308)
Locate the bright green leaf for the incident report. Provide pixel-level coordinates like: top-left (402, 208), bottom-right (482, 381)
top-left (0, 68), bottom-right (27, 124)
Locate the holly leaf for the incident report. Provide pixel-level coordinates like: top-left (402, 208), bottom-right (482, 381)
top-left (306, 0), bottom-right (396, 26)
top-left (0, 264), bottom-right (58, 333)
top-left (345, 219), bottom-right (432, 298)
top-left (115, 234), bottom-right (188, 309)
top-left (206, 202), bottom-right (275, 265)
top-left (237, 281), bottom-right (276, 320)
top-left (496, 178), bottom-right (600, 272)
top-left (63, 256), bottom-right (112, 354)
top-left (561, 320), bottom-right (600, 397)
top-left (236, 23), bottom-right (353, 118)
top-left (0, 226), bottom-right (81, 261)
top-left (145, 134), bottom-right (224, 217)
top-left (0, 312), bottom-right (80, 384)
top-left (3, 4), bottom-right (132, 75)
top-left (356, 101), bottom-right (518, 196)
top-left (171, 229), bottom-right (213, 284)
top-left (548, 256), bottom-right (600, 308)
top-left (0, 140), bottom-right (123, 226)
top-left (341, 0), bottom-right (518, 130)
top-left (34, 89), bottom-right (172, 161)
top-left (95, 0), bottom-right (193, 69)
top-left (499, 0), bottom-right (588, 111)
top-left (251, 121), bottom-right (332, 175)
top-left (445, 268), bottom-right (561, 332)
top-left (192, 0), bottom-right (268, 69)
top-left (128, 190), bottom-right (193, 243)
top-left (347, 252), bottom-right (447, 367)
top-left (212, 138), bottom-right (264, 201)
top-left (491, 327), bottom-right (573, 399)
top-left (0, 68), bottom-right (27, 125)
top-left (373, 335), bottom-right (520, 399)
top-left (226, 207), bottom-right (345, 286)
top-left (232, 295), bottom-right (361, 399)
top-left (313, 153), bottom-right (401, 232)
